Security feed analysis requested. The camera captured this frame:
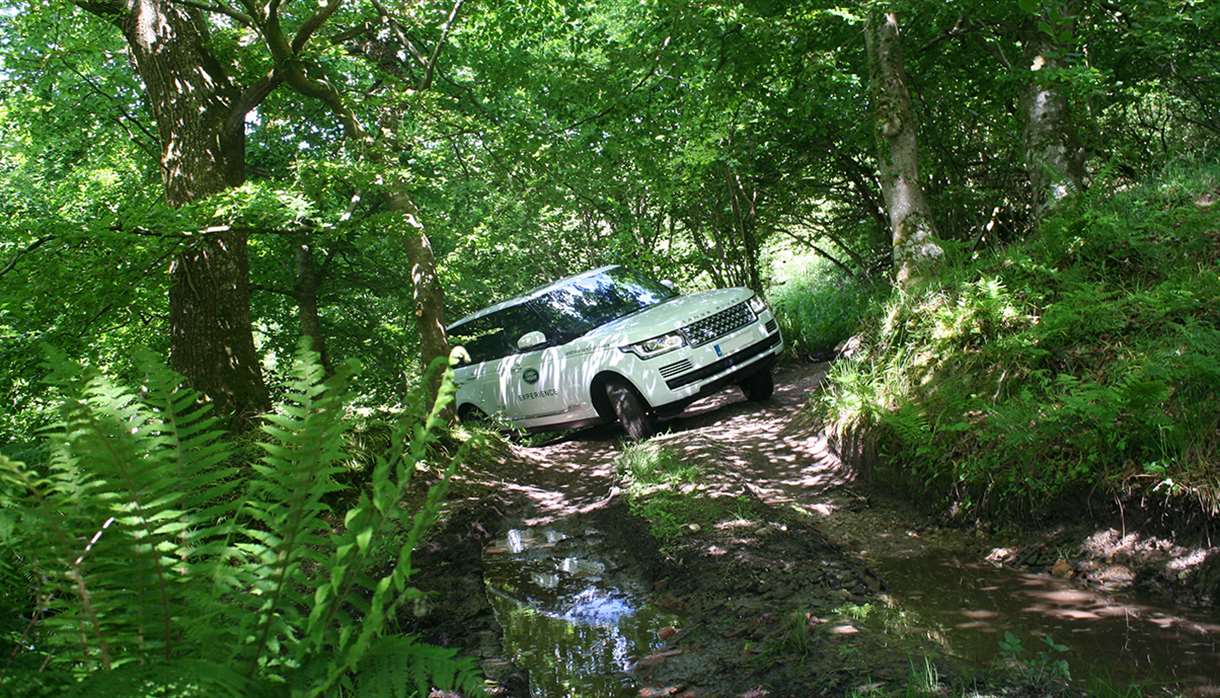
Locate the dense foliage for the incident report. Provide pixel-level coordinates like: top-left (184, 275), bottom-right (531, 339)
top-left (819, 164), bottom-right (1220, 516)
top-left (1, 0), bottom-right (1219, 691)
top-left (0, 347), bottom-right (482, 696)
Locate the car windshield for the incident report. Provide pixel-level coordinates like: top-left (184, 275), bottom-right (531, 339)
top-left (448, 267), bottom-right (675, 363)
top-left (527, 267), bottom-right (675, 344)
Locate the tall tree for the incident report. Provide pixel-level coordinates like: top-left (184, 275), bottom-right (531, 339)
top-left (236, 0), bottom-right (457, 398)
top-left (863, 7), bottom-right (943, 287)
top-left (72, 0), bottom-right (276, 422)
top-left (1021, 0), bottom-right (1086, 213)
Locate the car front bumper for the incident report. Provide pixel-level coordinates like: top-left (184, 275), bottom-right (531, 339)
top-left (639, 313), bottom-right (784, 412)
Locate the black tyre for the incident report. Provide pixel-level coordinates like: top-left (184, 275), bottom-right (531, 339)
top-left (604, 378), bottom-right (656, 440)
top-left (457, 404), bottom-right (488, 424)
top-left (739, 368), bottom-right (775, 402)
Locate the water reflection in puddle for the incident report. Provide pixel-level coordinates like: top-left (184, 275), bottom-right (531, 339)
top-left (873, 551), bottom-right (1220, 696)
top-left (484, 522), bottom-right (680, 698)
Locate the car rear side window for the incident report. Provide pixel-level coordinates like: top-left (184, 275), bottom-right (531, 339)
top-left (450, 304), bottom-right (541, 364)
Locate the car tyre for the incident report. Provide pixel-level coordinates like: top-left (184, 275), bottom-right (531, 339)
top-left (739, 368), bottom-right (774, 402)
top-left (604, 378), bottom-right (656, 440)
top-left (457, 404), bottom-right (488, 424)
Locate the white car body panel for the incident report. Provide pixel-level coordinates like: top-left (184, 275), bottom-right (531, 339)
top-left (449, 269), bottom-right (783, 431)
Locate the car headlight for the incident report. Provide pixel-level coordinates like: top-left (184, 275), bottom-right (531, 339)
top-left (748, 294), bottom-right (769, 315)
top-left (621, 332), bottom-right (686, 359)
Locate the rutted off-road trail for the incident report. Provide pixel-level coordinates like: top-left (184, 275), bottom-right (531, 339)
top-left (477, 363), bottom-right (847, 523)
top-left (414, 364), bottom-right (1220, 697)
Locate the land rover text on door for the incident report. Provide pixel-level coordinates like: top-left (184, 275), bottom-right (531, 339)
top-left (447, 265), bottom-right (783, 439)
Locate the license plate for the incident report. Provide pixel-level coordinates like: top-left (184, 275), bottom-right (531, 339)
top-left (714, 344), bottom-right (723, 357)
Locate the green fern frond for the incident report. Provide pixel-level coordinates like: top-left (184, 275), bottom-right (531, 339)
top-left (353, 636), bottom-right (487, 698)
top-left (240, 341), bottom-right (355, 677)
top-left (8, 345), bottom-right (478, 696)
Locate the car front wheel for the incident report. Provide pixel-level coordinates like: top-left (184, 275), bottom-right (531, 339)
top-left (604, 378), bottom-right (656, 440)
top-left (739, 368), bottom-right (774, 402)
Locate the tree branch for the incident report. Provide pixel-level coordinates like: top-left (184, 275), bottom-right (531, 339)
top-left (291, 0), bottom-right (342, 53)
top-left (0, 236), bottom-right (55, 280)
top-left (168, 0), bottom-right (255, 27)
top-left (419, 0), bottom-right (465, 91)
top-left (228, 69), bottom-right (283, 133)
top-left (62, 63), bottom-right (159, 150)
top-left (71, 0), bottom-right (126, 26)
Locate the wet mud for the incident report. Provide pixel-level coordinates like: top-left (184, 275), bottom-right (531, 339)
top-left (415, 362), bottom-right (1220, 696)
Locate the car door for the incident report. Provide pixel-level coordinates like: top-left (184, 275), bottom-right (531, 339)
top-left (501, 344), bottom-right (568, 421)
top-left (497, 305), bottom-right (569, 422)
top-left (449, 312), bottom-right (515, 416)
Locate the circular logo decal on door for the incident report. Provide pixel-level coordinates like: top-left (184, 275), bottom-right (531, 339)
top-left (523, 368), bottom-right (540, 384)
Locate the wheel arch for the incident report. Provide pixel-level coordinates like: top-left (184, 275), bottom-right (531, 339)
top-left (457, 402), bottom-right (486, 421)
top-left (589, 370), bottom-right (652, 419)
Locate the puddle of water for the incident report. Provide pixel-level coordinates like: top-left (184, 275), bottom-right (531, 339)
top-left (484, 521), bottom-right (681, 697)
top-left (872, 550), bottom-right (1220, 696)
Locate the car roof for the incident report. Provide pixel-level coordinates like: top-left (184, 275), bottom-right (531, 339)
top-left (447, 264), bottom-right (620, 332)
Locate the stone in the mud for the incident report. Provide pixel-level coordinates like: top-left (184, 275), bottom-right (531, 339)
top-left (1051, 559), bottom-right (1072, 578)
top-left (836, 335), bottom-right (862, 359)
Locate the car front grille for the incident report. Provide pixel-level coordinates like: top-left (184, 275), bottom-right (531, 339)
top-left (665, 332), bottom-right (781, 389)
top-left (659, 358), bottom-right (693, 378)
top-left (682, 302), bottom-right (755, 347)
top-left (765, 319), bottom-right (779, 334)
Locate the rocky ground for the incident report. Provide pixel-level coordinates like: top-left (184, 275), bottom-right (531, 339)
top-left (403, 362), bottom-right (1220, 697)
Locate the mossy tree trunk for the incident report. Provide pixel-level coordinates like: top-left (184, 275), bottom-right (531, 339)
top-left (864, 9), bottom-right (944, 289)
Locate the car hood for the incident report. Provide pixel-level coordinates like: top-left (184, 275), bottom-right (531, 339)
top-left (581, 287), bottom-right (754, 346)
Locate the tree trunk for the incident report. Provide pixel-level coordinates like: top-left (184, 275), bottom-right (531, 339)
top-left (726, 169), bottom-right (763, 293)
top-left (168, 233), bottom-right (267, 424)
top-left (258, 11), bottom-right (453, 404)
top-left (391, 193), bottom-right (450, 399)
top-left (1022, 5), bottom-right (1086, 214)
top-left (864, 10), bottom-right (944, 288)
top-left (293, 242), bottom-right (332, 375)
top-left (80, 0), bottom-right (270, 423)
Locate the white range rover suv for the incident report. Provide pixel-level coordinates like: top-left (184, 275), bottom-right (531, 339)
top-left (447, 265), bottom-right (783, 439)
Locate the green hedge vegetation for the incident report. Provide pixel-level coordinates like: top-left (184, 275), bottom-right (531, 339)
top-left (767, 251), bottom-right (883, 359)
top-left (816, 163), bottom-right (1220, 518)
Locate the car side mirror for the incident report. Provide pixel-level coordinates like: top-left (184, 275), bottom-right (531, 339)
top-left (661, 279), bottom-right (677, 291)
top-left (517, 330), bottom-right (547, 351)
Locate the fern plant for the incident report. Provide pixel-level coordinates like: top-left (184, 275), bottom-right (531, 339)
top-left (0, 343), bottom-right (485, 697)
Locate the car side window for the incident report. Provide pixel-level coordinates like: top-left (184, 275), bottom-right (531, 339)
top-left (497, 305), bottom-right (540, 354)
top-left (451, 304), bottom-right (544, 364)
top-left (450, 315), bottom-right (507, 365)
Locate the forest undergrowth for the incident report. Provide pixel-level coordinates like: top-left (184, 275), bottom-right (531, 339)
top-left (815, 163), bottom-right (1220, 521)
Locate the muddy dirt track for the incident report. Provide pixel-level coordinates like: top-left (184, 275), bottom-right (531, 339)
top-left (410, 363), bottom-right (1220, 697)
